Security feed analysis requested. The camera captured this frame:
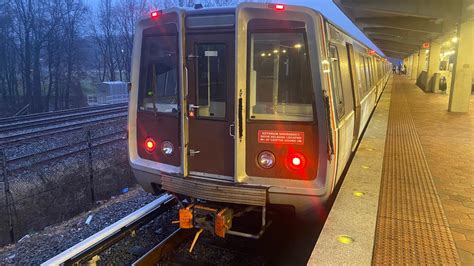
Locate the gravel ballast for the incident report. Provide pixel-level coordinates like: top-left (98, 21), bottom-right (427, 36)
top-left (0, 187), bottom-right (165, 265)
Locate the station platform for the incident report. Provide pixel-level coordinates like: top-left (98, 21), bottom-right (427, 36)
top-left (310, 75), bottom-right (474, 265)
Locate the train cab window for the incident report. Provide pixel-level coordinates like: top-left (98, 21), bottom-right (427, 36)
top-left (248, 32), bottom-right (313, 121)
top-left (196, 44), bottom-right (227, 118)
top-left (139, 35), bottom-right (178, 113)
top-left (329, 46), bottom-right (345, 119)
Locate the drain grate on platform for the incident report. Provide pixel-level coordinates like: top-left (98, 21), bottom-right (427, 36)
top-left (372, 78), bottom-right (460, 265)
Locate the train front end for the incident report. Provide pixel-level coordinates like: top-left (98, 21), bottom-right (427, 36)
top-left (129, 3), bottom-right (334, 236)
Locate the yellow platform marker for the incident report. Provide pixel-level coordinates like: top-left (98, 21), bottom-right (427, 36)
top-left (336, 235), bottom-right (354, 244)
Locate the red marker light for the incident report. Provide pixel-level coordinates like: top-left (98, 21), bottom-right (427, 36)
top-left (287, 153), bottom-right (306, 171)
top-left (145, 137), bottom-right (156, 152)
top-left (151, 11), bottom-right (160, 19)
top-left (292, 157), bottom-right (301, 166)
top-left (274, 4), bottom-right (285, 11)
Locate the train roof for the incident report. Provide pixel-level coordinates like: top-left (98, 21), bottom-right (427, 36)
top-left (139, 3), bottom-right (385, 59)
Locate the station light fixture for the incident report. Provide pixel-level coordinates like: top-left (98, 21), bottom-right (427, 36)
top-left (452, 37), bottom-right (458, 43)
top-left (144, 137), bottom-right (156, 153)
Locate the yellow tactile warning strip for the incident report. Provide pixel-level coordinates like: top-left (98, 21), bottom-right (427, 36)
top-left (372, 78), bottom-right (460, 264)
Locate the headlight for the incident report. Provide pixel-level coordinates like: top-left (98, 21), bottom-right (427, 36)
top-left (161, 141), bottom-right (174, 156)
top-left (258, 151), bottom-right (275, 169)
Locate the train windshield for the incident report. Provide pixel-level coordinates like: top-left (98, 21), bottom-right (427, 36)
top-left (139, 35), bottom-right (178, 113)
top-left (248, 32), bottom-right (313, 121)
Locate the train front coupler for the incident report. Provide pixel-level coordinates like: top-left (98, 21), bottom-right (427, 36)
top-left (175, 202), bottom-right (271, 252)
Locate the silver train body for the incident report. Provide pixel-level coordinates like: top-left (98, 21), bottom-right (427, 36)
top-left (128, 3), bottom-right (391, 217)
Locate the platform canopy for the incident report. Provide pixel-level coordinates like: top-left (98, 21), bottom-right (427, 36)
top-left (333, 0), bottom-right (464, 59)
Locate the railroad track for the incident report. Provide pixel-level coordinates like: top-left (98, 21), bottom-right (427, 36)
top-left (0, 103), bottom-right (127, 124)
top-left (41, 194), bottom-right (320, 266)
top-left (41, 194), bottom-right (177, 266)
top-left (41, 195), bottom-right (266, 266)
top-left (0, 115), bottom-right (127, 146)
top-left (0, 106), bottom-right (127, 134)
top-left (134, 228), bottom-right (266, 265)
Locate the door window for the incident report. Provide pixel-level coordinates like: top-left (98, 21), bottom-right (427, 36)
top-left (196, 44), bottom-right (227, 118)
top-left (329, 45), bottom-right (345, 119)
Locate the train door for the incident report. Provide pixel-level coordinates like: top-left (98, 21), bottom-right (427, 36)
top-left (346, 43), bottom-right (361, 149)
top-left (133, 12), bottom-right (185, 175)
top-left (329, 42), bottom-right (355, 183)
top-left (186, 33), bottom-right (235, 180)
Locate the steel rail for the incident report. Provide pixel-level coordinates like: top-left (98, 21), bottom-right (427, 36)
top-left (0, 114), bottom-right (127, 145)
top-left (132, 228), bottom-right (195, 266)
top-left (5, 129), bottom-right (125, 163)
top-left (7, 136), bottom-right (127, 172)
top-left (40, 193), bottom-right (177, 266)
top-left (0, 107), bottom-right (127, 133)
top-left (0, 103), bottom-right (127, 124)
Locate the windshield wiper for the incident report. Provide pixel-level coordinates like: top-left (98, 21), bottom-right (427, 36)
top-left (151, 64), bottom-right (158, 117)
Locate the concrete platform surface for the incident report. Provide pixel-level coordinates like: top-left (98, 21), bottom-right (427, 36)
top-left (310, 75), bottom-right (473, 265)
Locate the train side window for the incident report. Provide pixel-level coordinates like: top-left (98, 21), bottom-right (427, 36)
top-left (356, 53), bottom-right (367, 97)
top-left (363, 57), bottom-right (371, 92)
top-left (247, 32), bottom-right (313, 122)
top-left (329, 45), bottom-right (345, 119)
top-left (195, 44), bottom-right (227, 118)
top-left (139, 35), bottom-right (178, 113)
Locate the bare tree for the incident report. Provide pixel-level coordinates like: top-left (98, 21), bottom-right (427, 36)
top-left (0, 3), bottom-right (20, 109)
top-left (13, 0), bottom-right (63, 113)
top-left (92, 0), bottom-right (118, 82)
top-left (114, 0), bottom-right (147, 81)
top-left (1, 0), bottom-right (269, 116)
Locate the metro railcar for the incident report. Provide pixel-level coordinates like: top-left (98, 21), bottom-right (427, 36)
top-left (128, 3), bottom-right (391, 238)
